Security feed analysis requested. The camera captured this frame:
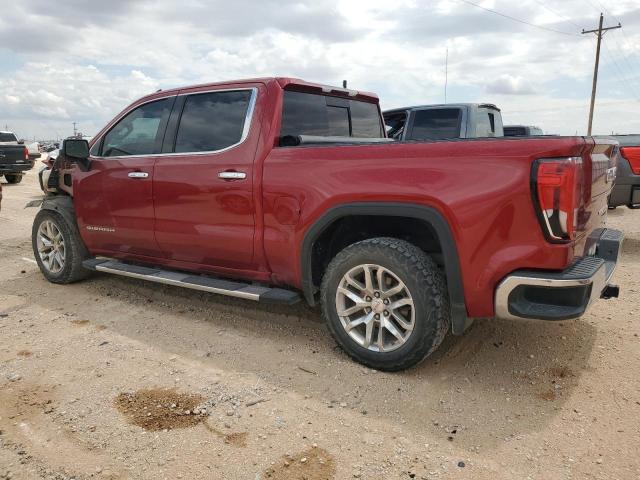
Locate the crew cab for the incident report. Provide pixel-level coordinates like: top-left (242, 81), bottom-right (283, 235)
top-left (383, 103), bottom-right (503, 141)
top-left (0, 131), bottom-right (32, 184)
top-left (32, 77), bottom-right (623, 370)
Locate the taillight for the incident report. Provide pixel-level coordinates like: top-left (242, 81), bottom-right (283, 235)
top-left (620, 147), bottom-right (640, 175)
top-left (24, 147), bottom-right (29, 160)
top-left (533, 157), bottom-right (583, 242)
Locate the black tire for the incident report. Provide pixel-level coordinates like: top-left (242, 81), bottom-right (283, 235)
top-left (32, 209), bottom-right (91, 284)
top-left (5, 174), bottom-right (22, 184)
top-left (321, 237), bottom-right (450, 371)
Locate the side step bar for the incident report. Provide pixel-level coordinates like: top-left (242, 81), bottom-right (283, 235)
top-left (82, 259), bottom-right (301, 305)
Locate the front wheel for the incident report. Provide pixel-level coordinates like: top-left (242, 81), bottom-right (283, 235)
top-left (32, 209), bottom-right (91, 284)
top-left (4, 174), bottom-right (22, 184)
top-left (321, 237), bottom-right (450, 371)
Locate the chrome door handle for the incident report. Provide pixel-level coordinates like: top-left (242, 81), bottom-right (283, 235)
top-left (218, 171), bottom-right (247, 180)
top-left (128, 172), bottom-right (149, 179)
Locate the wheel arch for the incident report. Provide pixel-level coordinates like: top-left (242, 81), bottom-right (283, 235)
top-left (300, 202), bottom-right (471, 334)
top-left (40, 195), bottom-right (78, 229)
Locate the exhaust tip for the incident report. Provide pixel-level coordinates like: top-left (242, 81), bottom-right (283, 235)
top-left (601, 284), bottom-right (620, 300)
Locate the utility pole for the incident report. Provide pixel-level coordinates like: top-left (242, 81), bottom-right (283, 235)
top-left (582, 13), bottom-right (621, 135)
top-left (72, 122), bottom-right (77, 137)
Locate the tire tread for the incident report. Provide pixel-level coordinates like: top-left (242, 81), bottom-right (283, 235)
top-left (321, 237), bottom-right (450, 371)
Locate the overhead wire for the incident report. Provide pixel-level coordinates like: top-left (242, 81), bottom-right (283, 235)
top-left (457, 0), bottom-right (581, 36)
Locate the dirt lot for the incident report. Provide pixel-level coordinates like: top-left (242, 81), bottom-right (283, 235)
top-left (0, 165), bottom-right (639, 479)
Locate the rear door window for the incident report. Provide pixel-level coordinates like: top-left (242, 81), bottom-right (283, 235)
top-left (175, 90), bottom-right (253, 153)
top-left (409, 108), bottom-right (461, 140)
top-left (280, 90), bottom-right (383, 141)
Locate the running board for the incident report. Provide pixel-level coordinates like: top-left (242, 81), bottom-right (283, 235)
top-left (82, 259), bottom-right (301, 305)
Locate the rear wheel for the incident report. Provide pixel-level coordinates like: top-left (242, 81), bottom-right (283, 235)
top-left (32, 209), bottom-right (91, 284)
top-left (321, 237), bottom-right (450, 371)
top-left (4, 174), bottom-right (22, 184)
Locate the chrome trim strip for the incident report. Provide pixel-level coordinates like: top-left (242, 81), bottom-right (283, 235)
top-left (92, 87), bottom-right (258, 160)
top-left (94, 264), bottom-right (262, 301)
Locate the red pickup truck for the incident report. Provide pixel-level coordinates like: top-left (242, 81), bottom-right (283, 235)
top-left (33, 77), bottom-right (623, 370)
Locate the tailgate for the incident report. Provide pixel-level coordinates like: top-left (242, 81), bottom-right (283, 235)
top-left (575, 137), bottom-right (618, 251)
top-left (0, 145), bottom-right (26, 163)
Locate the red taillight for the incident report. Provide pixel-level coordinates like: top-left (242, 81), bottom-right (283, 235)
top-left (534, 157), bottom-right (583, 242)
top-left (24, 147), bottom-right (29, 160)
top-left (620, 147), bottom-right (640, 175)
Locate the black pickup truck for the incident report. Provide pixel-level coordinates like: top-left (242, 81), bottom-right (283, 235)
top-left (0, 131), bottom-right (32, 184)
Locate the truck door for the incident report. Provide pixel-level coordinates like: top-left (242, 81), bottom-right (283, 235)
top-left (74, 96), bottom-right (174, 258)
top-left (152, 87), bottom-right (260, 270)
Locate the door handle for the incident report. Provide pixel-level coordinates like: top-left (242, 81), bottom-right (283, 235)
top-left (218, 171), bottom-right (247, 180)
top-left (128, 172), bottom-right (149, 179)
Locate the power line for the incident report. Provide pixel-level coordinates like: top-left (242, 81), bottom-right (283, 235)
top-left (581, 1), bottom-right (640, 93)
top-left (457, 0), bottom-right (580, 36)
top-left (530, 0), bottom-right (583, 29)
top-left (602, 41), bottom-right (640, 101)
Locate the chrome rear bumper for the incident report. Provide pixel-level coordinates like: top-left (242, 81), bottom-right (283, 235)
top-left (495, 229), bottom-right (624, 321)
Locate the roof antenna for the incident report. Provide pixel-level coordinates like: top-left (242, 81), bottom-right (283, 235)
top-left (444, 47), bottom-right (448, 104)
top-left (342, 80), bottom-right (347, 88)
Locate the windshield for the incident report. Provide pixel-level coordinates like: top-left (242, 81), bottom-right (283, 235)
top-left (0, 132), bottom-right (18, 142)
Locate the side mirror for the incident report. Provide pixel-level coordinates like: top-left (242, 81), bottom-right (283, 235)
top-left (18, 139), bottom-right (24, 145)
top-left (62, 138), bottom-right (91, 171)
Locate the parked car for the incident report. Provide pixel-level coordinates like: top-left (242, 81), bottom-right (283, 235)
top-left (383, 103), bottom-right (503, 140)
top-left (504, 125), bottom-right (544, 136)
top-left (605, 135), bottom-right (640, 209)
top-left (33, 77), bottom-right (622, 370)
top-left (0, 130), bottom-right (32, 184)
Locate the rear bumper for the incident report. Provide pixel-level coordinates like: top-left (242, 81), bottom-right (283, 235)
top-left (609, 182), bottom-right (640, 207)
top-left (0, 161), bottom-right (33, 173)
top-left (495, 229), bottom-right (623, 321)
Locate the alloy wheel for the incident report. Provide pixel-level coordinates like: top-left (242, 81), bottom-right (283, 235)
top-left (335, 264), bottom-right (415, 352)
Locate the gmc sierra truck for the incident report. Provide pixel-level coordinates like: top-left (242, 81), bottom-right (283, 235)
top-left (0, 131), bottom-right (32, 184)
top-left (32, 77), bottom-right (623, 371)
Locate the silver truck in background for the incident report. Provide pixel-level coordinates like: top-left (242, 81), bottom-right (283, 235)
top-left (383, 103), bottom-right (503, 141)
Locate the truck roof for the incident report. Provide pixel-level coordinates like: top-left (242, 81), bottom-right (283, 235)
top-left (138, 77), bottom-right (379, 104)
top-left (384, 103), bottom-right (500, 115)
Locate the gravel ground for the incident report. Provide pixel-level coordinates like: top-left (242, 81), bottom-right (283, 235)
top-left (0, 164), bottom-right (639, 479)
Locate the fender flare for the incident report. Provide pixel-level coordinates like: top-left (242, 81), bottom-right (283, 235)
top-left (41, 195), bottom-right (77, 226)
top-left (40, 195), bottom-right (87, 251)
top-left (300, 202), bottom-right (471, 335)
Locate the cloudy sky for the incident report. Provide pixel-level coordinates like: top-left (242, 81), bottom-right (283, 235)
top-left (1, 0), bottom-right (639, 139)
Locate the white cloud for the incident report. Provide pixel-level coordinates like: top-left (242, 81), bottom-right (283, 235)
top-left (0, 0), bottom-right (639, 138)
top-left (486, 74), bottom-right (536, 95)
